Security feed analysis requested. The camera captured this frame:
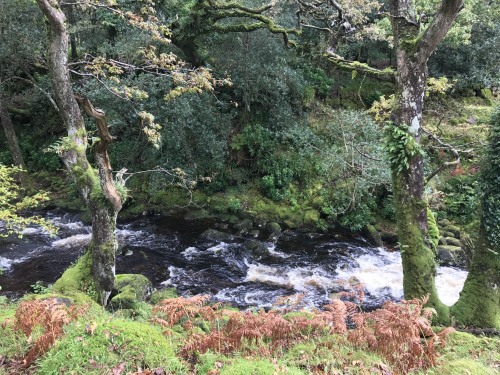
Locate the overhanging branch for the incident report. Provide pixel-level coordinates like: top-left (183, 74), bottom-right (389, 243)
top-left (325, 52), bottom-right (396, 83)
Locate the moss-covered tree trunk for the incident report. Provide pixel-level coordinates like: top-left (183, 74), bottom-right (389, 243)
top-left (452, 227), bottom-right (500, 328)
top-left (388, 0), bottom-right (463, 321)
top-left (452, 110), bottom-right (500, 328)
top-left (0, 88), bottom-right (26, 169)
top-left (36, 0), bottom-right (122, 305)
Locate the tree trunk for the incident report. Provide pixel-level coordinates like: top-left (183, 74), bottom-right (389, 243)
top-left (390, 46), bottom-right (450, 322)
top-left (452, 226), bottom-right (500, 328)
top-left (36, 0), bottom-right (122, 305)
top-left (0, 91), bottom-right (26, 169)
top-left (452, 110), bottom-right (500, 328)
top-left (388, 0), bottom-right (463, 322)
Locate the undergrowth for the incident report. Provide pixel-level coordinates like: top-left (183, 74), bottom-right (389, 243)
top-left (150, 294), bottom-right (454, 374)
top-left (1, 293), bottom-right (496, 374)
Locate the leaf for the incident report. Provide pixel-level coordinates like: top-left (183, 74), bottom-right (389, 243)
top-left (112, 362), bottom-right (126, 375)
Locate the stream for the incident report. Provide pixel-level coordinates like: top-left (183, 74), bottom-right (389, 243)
top-left (0, 210), bottom-right (468, 309)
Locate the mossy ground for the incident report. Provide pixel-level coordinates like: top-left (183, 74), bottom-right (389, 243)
top-left (0, 295), bottom-right (498, 375)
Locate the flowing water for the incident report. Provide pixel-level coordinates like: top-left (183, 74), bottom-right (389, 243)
top-left (0, 210), bottom-right (468, 309)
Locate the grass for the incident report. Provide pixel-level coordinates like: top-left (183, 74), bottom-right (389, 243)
top-left (0, 294), bottom-right (498, 375)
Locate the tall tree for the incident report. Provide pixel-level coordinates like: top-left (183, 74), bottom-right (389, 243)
top-left (386, 0), bottom-right (464, 321)
top-left (36, 0), bottom-right (123, 305)
top-left (451, 109), bottom-right (500, 328)
top-left (292, 0), bottom-right (498, 326)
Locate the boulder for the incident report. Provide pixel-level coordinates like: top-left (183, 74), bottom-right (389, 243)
top-left (243, 240), bottom-right (270, 258)
top-left (445, 237), bottom-right (462, 247)
top-left (437, 245), bottom-right (466, 268)
top-left (443, 225), bottom-right (461, 238)
top-left (362, 224), bottom-right (384, 247)
top-left (233, 219), bottom-right (254, 234)
top-left (110, 274), bottom-right (152, 309)
top-left (265, 221), bottom-right (282, 238)
top-left (200, 229), bottom-right (235, 242)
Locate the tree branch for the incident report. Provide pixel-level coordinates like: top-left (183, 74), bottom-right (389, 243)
top-left (417, 0), bottom-right (464, 61)
top-left (325, 52), bottom-right (396, 82)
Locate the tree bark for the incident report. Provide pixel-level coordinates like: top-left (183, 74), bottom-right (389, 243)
top-left (36, 0), bottom-right (122, 305)
top-left (0, 92), bottom-right (26, 169)
top-left (452, 226), bottom-right (500, 328)
top-left (388, 0), bottom-right (463, 322)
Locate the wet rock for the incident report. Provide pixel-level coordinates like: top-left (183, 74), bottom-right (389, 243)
top-left (243, 240), bottom-right (269, 258)
top-left (233, 219), bottom-right (254, 234)
top-left (362, 224), bottom-right (384, 247)
top-left (265, 222), bottom-right (282, 237)
top-left (200, 229), bottom-right (235, 242)
top-left (249, 230), bottom-right (260, 238)
top-left (110, 274), bottom-right (152, 309)
top-left (438, 237), bottom-right (447, 245)
top-left (380, 230), bottom-right (398, 244)
top-left (437, 245), bottom-right (466, 267)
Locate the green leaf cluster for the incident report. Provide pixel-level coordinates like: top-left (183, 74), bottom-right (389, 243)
top-left (384, 123), bottom-right (425, 174)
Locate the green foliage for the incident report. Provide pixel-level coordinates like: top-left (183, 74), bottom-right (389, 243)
top-left (302, 65), bottom-right (335, 99)
top-left (384, 123), bottom-right (425, 174)
top-left (30, 281), bottom-right (50, 295)
top-left (427, 207), bottom-right (440, 253)
top-left (0, 164), bottom-right (55, 236)
top-left (481, 107), bottom-right (500, 246)
top-left (443, 175), bottom-right (479, 225)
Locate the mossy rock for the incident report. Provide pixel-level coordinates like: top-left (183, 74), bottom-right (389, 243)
top-left (437, 245), bottom-right (465, 267)
top-left (443, 225), bottom-right (462, 238)
top-left (200, 229), bottom-right (235, 242)
top-left (233, 219), bottom-right (254, 234)
top-left (303, 209), bottom-right (321, 226)
top-left (37, 319), bottom-right (186, 374)
top-left (52, 252), bottom-right (94, 297)
top-left (150, 287), bottom-right (178, 304)
top-left (243, 240), bottom-right (269, 258)
top-left (265, 221), bottom-right (282, 237)
top-left (362, 224), bottom-right (383, 247)
top-left (110, 274), bottom-right (152, 309)
top-left (445, 237), bottom-right (462, 247)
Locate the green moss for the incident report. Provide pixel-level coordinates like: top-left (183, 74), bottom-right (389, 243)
top-left (52, 252), bottom-right (95, 299)
top-left (37, 319), bottom-right (186, 374)
top-left (427, 208), bottom-right (440, 253)
top-left (150, 288), bottom-right (178, 304)
top-left (432, 359), bottom-right (494, 375)
top-left (427, 332), bottom-right (500, 375)
top-left (110, 274), bottom-right (152, 309)
top-left (303, 209), bottom-right (320, 226)
top-left (219, 359), bottom-right (281, 375)
top-left (393, 174), bottom-right (450, 324)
